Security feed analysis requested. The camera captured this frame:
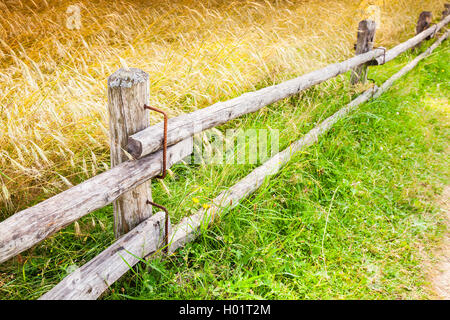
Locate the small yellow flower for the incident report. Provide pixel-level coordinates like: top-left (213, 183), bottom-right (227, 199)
top-left (192, 197), bottom-right (199, 204)
top-left (202, 203), bottom-right (211, 209)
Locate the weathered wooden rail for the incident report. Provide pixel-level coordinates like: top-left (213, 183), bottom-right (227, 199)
top-left (0, 8), bottom-right (448, 299)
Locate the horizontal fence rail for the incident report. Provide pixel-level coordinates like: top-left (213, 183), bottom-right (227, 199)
top-left (126, 48), bottom-right (385, 159)
top-left (373, 30), bottom-right (449, 98)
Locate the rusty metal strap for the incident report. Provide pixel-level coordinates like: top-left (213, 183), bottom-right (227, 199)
top-left (144, 104), bottom-right (169, 253)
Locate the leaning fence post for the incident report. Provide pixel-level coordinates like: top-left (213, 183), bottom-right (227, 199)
top-left (350, 19), bottom-right (376, 85)
top-left (107, 67), bottom-right (153, 238)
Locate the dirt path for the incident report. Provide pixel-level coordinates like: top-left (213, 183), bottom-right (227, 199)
top-left (430, 186), bottom-right (450, 299)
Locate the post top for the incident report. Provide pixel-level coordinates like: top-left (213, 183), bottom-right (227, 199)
top-left (359, 19), bottom-right (377, 28)
top-left (108, 68), bottom-right (149, 88)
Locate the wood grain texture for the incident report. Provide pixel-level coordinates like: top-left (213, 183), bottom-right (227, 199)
top-left (108, 68), bottom-right (153, 237)
top-left (0, 138), bottom-right (193, 264)
top-left (127, 47), bottom-right (387, 159)
top-left (375, 14), bottom-right (450, 65)
top-left (350, 20), bottom-right (376, 84)
top-left (39, 211), bottom-right (168, 300)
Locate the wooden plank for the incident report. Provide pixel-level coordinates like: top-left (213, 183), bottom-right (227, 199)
top-left (39, 211), bottom-right (168, 300)
top-left (0, 138), bottom-right (193, 264)
top-left (351, 20), bottom-right (377, 85)
top-left (375, 14), bottom-right (450, 65)
top-left (126, 47), bottom-right (387, 159)
top-left (168, 30), bottom-right (449, 254)
top-left (108, 68), bottom-right (153, 238)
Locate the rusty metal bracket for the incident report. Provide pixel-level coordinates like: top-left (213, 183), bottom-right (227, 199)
top-left (146, 200), bottom-right (169, 254)
top-left (144, 104), bottom-right (170, 253)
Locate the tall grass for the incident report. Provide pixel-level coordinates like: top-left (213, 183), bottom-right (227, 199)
top-left (0, 0), bottom-right (447, 215)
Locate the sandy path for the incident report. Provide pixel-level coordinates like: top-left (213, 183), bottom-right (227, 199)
top-left (431, 186), bottom-right (450, 299)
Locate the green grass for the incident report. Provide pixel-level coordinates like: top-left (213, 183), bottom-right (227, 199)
top-left (0, 39), bottom-right (448, 300)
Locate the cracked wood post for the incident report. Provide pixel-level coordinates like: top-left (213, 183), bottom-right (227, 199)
top-left (108, 67), bottom-right (153, 238)
top-left (350, 19), bottom-right (376, 85)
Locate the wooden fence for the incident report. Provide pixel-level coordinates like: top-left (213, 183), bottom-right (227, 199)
top-left (0, 9), bottom-right (448, 300)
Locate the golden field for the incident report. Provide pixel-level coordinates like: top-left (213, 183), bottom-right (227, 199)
top-left (0, 0), bottom-right (447, 215)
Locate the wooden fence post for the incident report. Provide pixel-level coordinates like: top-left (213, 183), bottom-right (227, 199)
top-left (414, 11), bottom-right (433, 50)
top-left (350, 19), bottom-right (376, 85)
top-left (107, 67), bottom-right (153, 238)
top-left (443, 4), bottom-right (450, 20)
